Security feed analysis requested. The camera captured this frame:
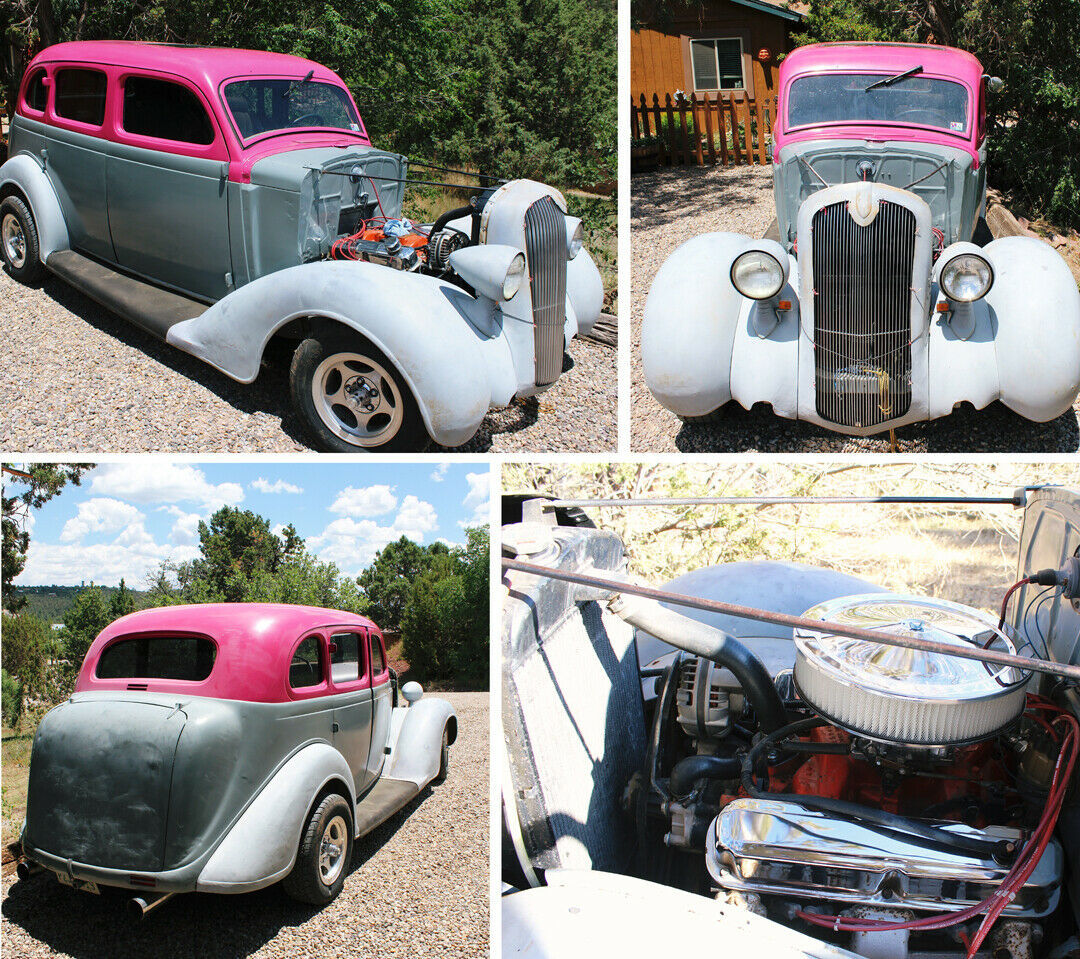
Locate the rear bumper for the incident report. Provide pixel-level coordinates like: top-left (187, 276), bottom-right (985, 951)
top-left (21, 842), bottom-right (202, 894)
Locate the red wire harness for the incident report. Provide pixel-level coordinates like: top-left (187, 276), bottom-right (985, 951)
top-left (794, 700), bottom-right (1079, 957)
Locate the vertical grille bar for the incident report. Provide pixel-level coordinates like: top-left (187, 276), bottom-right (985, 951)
top-left (811, 199), bottom-right (915, 428)
top-left (525, 197), bottom-right (568, 387)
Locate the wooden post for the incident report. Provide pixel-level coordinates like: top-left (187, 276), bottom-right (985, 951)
top-left (741, 95), bottom-right (753, 164)
top-left (755, 96), bottom-right (767, 165)
top-left (665, 93), bottom-right (676, 163)
top-left (677, 94), bottom-right (690, 165)
top-left (726, 92), bottom-right (742, 164)
top-left (653, 94), bottom-right (667, 166)
top-left (715, 94), bottom-right (729, 166)
top-left (639, 93), bottom-right (651, 139)
top-left (691, 93), bottom-right (704, 165)
top-left (704, 93), bottom-right (716, 165)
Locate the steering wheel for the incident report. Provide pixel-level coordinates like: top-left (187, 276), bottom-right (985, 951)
top-left (290, 113), bottom-right (326, 127)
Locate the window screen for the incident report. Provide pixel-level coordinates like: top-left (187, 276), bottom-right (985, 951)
top-left (123, 76), bottom-right (214, 145)
top-left (370, 635), bottom-right (386, 675)
top-left (24, 70), bottom-right (48, 113)
top-left (55, 69), bottom-right (107, 126)
top-left (290, 635), bottom-right (325, 689)
top-left (330, 631), bottom-right (362, 684)
top-left (690, 39), bottom-right (745, 91)
top-left (97, 636), bottom-right (216, 681)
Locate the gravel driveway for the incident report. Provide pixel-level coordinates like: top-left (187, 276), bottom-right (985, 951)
top-left (1, 691), bottom-right (488, 959)
top-left (631, 164), bottom-right (1080, 453)
top-left (0, 269), bottom-right (615, 453)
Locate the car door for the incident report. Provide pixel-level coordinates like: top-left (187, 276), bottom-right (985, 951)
top-left (364, 631), bottom-right (393, 784)
top-left (44, 66), bottom-right (115, 262)
top-left (106, 72), bottom-right (233, 301)
top-left (327, 630), bottom-right (374, 792)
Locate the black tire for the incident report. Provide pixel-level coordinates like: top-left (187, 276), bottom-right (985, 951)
top-left (0, 195), bottom-right (45, 284)
top-left (679, 404), bottom-right (731, 425)
top-left (434, 725), bottom-right (450, 784)
top-left (283, 793), bottom-right (354, 906)
top-left (290, 329), bottom-right (429, 452)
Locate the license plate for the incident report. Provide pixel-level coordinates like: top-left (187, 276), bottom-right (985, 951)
top-left (55, 872), bottom-right (100, 894)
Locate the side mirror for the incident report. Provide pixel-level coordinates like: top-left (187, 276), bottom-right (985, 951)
top-left (985, 75), bottom-right (1004, 93)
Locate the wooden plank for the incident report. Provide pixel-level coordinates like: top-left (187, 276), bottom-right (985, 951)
top-left (704, 93), bottom-right (716, 165)
top-left (653, 94), bottom-right (667, 166)
top-left (755, 96), bottom-right (767, 165)
top-left (676, 94), bottom-right (689, 165)
top-left (664, 93), bottom-right (676, 165)
top-left (692, 94), bottom-right (704, 165)
top-left (639, 94), bottom-right (651, 138)
top-left (715, 94), bottom-right (729, 166)
top-left (727, 93), bottom-right (742, 164)
top-left (741, 95), bottom-right (753, 164)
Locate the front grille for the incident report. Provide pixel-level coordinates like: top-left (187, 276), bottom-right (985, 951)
top-left (811, 199), bottom-right (916, 427)
top-left (524, 197), bottom-right (568, 386)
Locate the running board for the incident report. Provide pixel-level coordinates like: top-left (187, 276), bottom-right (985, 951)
top-left (354, 777), bottom-right (420, 838)
top-left (46, 251), bottom-right (207, 340)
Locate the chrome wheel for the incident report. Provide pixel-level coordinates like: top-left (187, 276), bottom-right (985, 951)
top-left (311, 352), bottom-right (405, 447)
top-left (318, 814), bottom-right (348, 886)
top-left (2, 214), bottom-right (26, 270)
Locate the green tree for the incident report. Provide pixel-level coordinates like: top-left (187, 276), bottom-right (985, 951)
top-left (2, 463), bottom-right (91, 611)
top-left (109, 578), bottom-right (136, 620)
top-left (2, 668), bottom-right (23, 727)
top-left (61, 585), bottom-right (111, 667)
top-left (1, 611), bottom-right (54, 695)
top-left (359, 537), bottom-right (449, 631)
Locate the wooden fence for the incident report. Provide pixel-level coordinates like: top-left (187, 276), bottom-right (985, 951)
top-left (631, 92), bottom-right (778, 169)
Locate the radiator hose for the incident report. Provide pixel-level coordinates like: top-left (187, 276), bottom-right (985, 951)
top-left (608, 591), bottom-right (789, 733)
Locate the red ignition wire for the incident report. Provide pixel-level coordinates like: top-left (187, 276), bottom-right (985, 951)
top-left (986, 576), bottom-right (1036, 646)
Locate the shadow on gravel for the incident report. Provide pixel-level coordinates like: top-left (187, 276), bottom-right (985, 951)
top-left (672, 401), bottom-right (1080, 453)
top-left (631, 165), bottom-right (770, 231)
top-left (439, 397), bottom-right (541, 453)
top-left (1, 790), bottom-right (431, 959)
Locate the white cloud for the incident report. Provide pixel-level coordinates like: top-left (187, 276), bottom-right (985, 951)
top-left (20, 538), bottom-right (200, 588)
top-left (308, 496), bottom-right (439, 575)
top-left (461, 472), bottom-right (490, 528)
top-left (162, 506), bottom-right (203, 547)
top-left (394, 495), bottom-right (438, 539)
top-left (430, 463), bottom-right (449, 483)
top-left (328, 485), bottom-right (398, 517)
top-left (250, 477), bottom-right (303, 495)
top-left (60, 498), bottom-right (143, 543)
top-left (89, 463), bottom-right (244, 511)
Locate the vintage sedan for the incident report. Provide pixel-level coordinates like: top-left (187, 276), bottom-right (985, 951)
top-left (0, 41), bottom-right (603, 451)
top-left (642, 43), bottom-right (1080, 436)
top-left (14, 604), bottom-right (456, 915)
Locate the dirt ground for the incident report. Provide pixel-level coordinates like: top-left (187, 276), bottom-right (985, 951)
top-left (1, 691), bottom-right (489, 959)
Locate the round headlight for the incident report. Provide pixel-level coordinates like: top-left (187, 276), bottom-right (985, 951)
top-left (730, 250), bottom-right (785, 300)
top-left (941, 253), bottom-right (993, 303)
top-left (567, 219), bottom-right (584, 260)
top-left (503, 252), bottom-right (526, 300)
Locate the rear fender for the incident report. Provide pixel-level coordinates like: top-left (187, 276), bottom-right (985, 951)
top-left (166, 260), bottom-right (514, 447)
top-left (383, 697), bottom-right (456, 789)
top-left (0, 153), bottom-right (69, 260)
top-left (196, 742), bottom-right (355, 894)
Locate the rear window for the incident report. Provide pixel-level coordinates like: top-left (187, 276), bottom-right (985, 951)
top-left (290, 635), bottom-right (325, 689)
top-left (24, 69), bottom-right (48, 113)
top-left (54, 68), bottom-right (107, 126)
top-left (97, 636), bottom-right (216, 681)
top-left (330, 631), bottom-right (363, 684)
top-left (123, 76), bottom-right (215, 145)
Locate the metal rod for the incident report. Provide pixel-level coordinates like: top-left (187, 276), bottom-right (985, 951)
top-left (406, 160), bottom-right (505, 184)
top-left (501, 558), bottom-right (1080, 683)
top-left (543, 494), bottom-right (1025, 508)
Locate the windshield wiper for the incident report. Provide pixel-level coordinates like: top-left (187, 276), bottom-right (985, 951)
top-left (865, 65), bottom-right (922, 92)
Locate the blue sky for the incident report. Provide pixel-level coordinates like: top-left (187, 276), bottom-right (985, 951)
top-left (9, 461), bottom-right (490, 587)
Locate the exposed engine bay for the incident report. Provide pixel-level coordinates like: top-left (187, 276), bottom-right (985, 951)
top-left (502, 490), bottom-right (1080, 959)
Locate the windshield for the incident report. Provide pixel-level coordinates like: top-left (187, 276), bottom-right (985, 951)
top-left (223, 78), bottom-right (362, 140)
top-left (787, 73), bottom-right (969, 135)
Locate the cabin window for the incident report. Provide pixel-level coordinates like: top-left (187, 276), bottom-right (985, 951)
top-left (54, 68), bottom-right (107, 126)
top-left (370, 635), bottom-right (386, 675)
top-left (122, 75), bottom-right (215, 145)
top-left (96, 636), bottom-right (216, 681)
top-left (24, 69), bottom-right (48, 113)
top-left (330, 631), bottom-right (363, 684)
top-left (290, 635), bottom-right (325, 689)
top-left (690, 38), bottom-right (745, 92)
top-left (222, 78), bottom-right (361, 140)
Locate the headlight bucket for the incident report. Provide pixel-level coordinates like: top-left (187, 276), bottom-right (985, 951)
top-left (565, 217), bottom-right (584, 260)
top-left (730, 239), bottom-right (789, 301)
top-left (940, 252), bottom-right (994, 303)
top-left (503, 252), bottom-right (526, 300)
top-left (447, 244), bottom-right (527, 302)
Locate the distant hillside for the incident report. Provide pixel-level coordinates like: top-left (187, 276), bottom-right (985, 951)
top-left (8, 586), bottom-right (152, 624)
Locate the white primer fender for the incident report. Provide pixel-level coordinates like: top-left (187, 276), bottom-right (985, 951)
top-left (384, 696), bottom-right (456, 789)
top-left (642, 232), bottom-right (752, 417)
top-left (567, 248), bottom-right (603, 336)
top-left (0, 153), bottom-right (69, 260)
top-left (928, 236), bottom-right (1080, 422)
top-left (197, 742), bottom-right (355, 894)
top-left (166, 260), bottom-right (505, 447)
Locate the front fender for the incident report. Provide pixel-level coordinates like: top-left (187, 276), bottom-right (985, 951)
top-left (568, 248), bottom-right (603, 336)
top-left (384, 697), bottom-right (456, 789)
top-left (166, 261), bottom-right (513, 447)
top-left (0, 153), bottom-right (69, 260)
top-left (641, 232), bottom-right (751, 416)
top-left (196, 742), bottom-right (355, 894)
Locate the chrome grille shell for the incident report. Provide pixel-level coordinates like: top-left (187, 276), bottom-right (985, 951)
top-left (524, 197), bottom-right (568, 387)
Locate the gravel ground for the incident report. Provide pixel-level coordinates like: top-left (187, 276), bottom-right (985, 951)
top-left (1, 691), bottom-right (488, 959)
top-left (631, 164), bottom-right (1080, 453)
top-left (0, 269), bottom-right (616, 453)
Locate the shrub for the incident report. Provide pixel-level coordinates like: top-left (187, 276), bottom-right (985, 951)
top-left (2, 668), bottom-right (22, 727)
top-left (1, 612), bottom-right (53, 696)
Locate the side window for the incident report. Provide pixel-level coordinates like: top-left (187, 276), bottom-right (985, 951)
top-left (54, 68), bottom-right (107, 126)
top-left (24, 69), bottom-right (48, 113)
top-left (122, 75), bottom-right (215, 145)
top-left (329, 631), bottom-right (363, 684)
top-left (289, 634), bottom-right (324, 689)
top-left (370, 635), bottom-right (386, 675)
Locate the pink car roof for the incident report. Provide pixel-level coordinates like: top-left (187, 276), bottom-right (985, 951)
top-left (76, 603), bottom-right (382, 703)
top-left (774, 43), bottom-right (985, 159)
